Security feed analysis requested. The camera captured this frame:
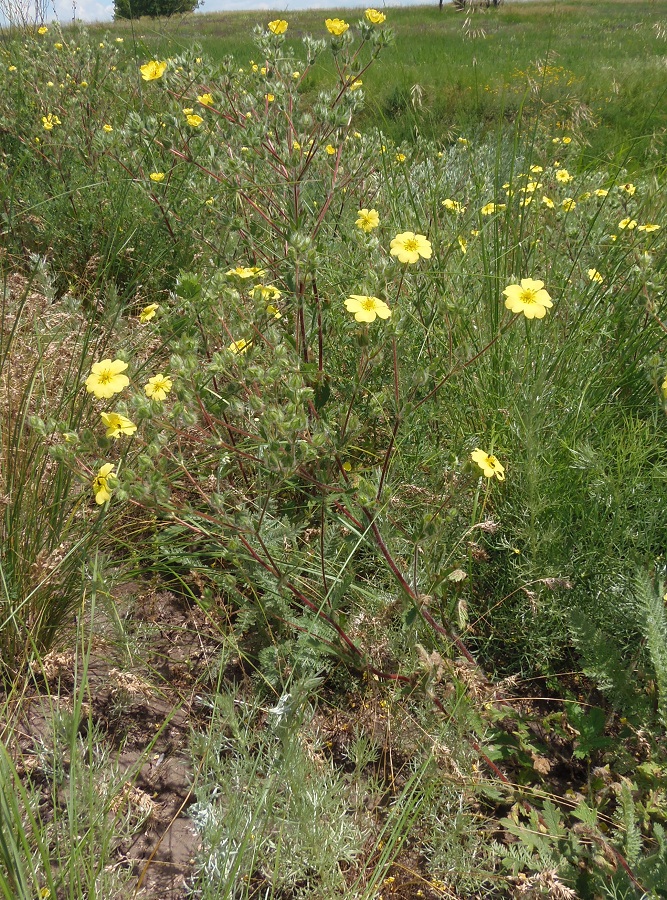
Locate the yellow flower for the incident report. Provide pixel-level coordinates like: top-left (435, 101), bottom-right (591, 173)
top-left (54, 42), bottom-right (63, 49)
top-left (325, 17), bottom-right (349, 35)
top-left (79, 81), bottom-right (88, 88)
top-left (587, 268), bottom-right (604, 283)
top-left (197, 93), bottom-right (214, 105)
top-left (530, 165), bottom-right (543, 173)
top-left (556, 169), bottom-right (573, 183)
top-left (266, 304), bottom-right (282, 319)
top-left (144, 373), bottom-right (173, 400)
top-left (390, 231), bottom-right (432, 264)
top-left (92, 463), bottom-right (116, 505)
top-left (620, 182), bottom-right (636, 196)
top-left (38, 25), bottom-right (48, 33)
top-left (101, 412), bottom-right (137, 439)
top-left (481, 202), bottom-right (504, 215)
top-left (139, 303), bottom-right (159, 322)
top-left (562, 136), bottom-right (572, 144)
top-left (325, 144), bottom-right (336, 155)
top-left (344, 295), bottom-right (391, 323)
top-left (662, 376), bottom-right (667, 400)
top-left (265, 94), bottom-right (274, 103)
top-left (8, 65), bottom-right (17, 71)
top-left (471, 448), bottom-right (505, 481)
top-left (519, 197), bottom-right (533, 208)
top-left (85, 359), bottom-right (130, 399)
top-left (350, 79), bottom-right (363, 90)
top-left (140, 60), bottom-right (167, 81)
top-left (229, 338), bottom-right (251, 354)
top-left (149, 172), bottom-right (165, 183)
top-left (594, 188), bottom-right (609, 197)
top-left (561, 197), bottom-right (576, 211)
top-left (365, 8), bottom-right (386, 23)
top-left (619, 217), bottom-right (637, 230)
top-left (542, 196), bottom-right (555, 208)
top-left (42, 114), bottom-right (61, 130)
top-left (253, 284), bottom-right (282, 302)
top-left (395, 152), bottom-right (406, 163)
top-left (524, 181), bottom-right (542, 193)
top-left (503, 278), bottom-right (553, 320)
top-left (637, 224), bottom-right (660, 233)
top-left (102, 124), bottom-right (113, 132)
top-left (442, 198), bottom-right (465, 213)
top-left (186, 114), bottom-right (203, 127)
top-left (268, 19), bottom-right (288, 34)
top-left (226, 266), bottom-right (266, 279)
top-left (115, 37), bottom-right (124, 42)
top-left (356, 208), bottom-right (380, 232)
top-left (183, 107), bottom-right (194, 115)
top-left (458, 236), bottom-right (467, 254)
top-left (293, 71), bottom-right (300, 79)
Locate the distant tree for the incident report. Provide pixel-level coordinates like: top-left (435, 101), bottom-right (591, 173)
top-left (114, 0), bottom-right (199, 20)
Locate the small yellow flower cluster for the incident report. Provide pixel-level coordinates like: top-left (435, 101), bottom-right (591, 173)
top-left (85, 356), bottom-right (172, 504)
top-left (42, 113), bottom-right (61, 130)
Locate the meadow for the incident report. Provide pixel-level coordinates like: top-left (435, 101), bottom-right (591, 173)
top-left (1, 1), bottom-right (667, 897)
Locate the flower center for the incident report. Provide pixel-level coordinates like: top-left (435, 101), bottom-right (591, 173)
top-left (403, 239), bottom-right (418, 252)
top-left (361, 297), bottom-right (377, 311)
top-left (487, 455), bottom-right (499, 469)
top-left (98, 369), bottom-right (113, 384)
top-left (519, 288), bottom-right (538, 305)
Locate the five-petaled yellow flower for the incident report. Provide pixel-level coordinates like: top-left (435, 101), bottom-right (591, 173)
top-left (186, 114), bottom-right (203, 127)
top-left (620, 182), bottom-right (636, 196)
top-left (325, 17), bottom-right (349, 35)
top-left (356, 208), bottom-right (380, 232)
top-left (38, 25), bottom-right (48, 33)
top-left (149, 172), bottom-right (165, 183)
top-left (103, 124), bottom-right (113, 133)
top-left (542, 196), bottom-right (555, 208)
top-left (85, 359), bottom-right (130, 399)
top-left (344, 295), bottom-right (391, 323)
top-left (471, 449), bottom-right (505, 481)
top-left (555, 169), bottom-right (573, 183)
top-left (619, 217), bottom-right (637, 230)
top-left (561, 198), bottom-right (576, 211)
top-left (139, 303), bottom-right (159, 322)
top-left (42, 114), bottom-right (61, 130)
top-left (268, 19), bottom-right (288, 34)
top-left (390, 231), bottom-right (432, 264)
top-left (637, 224), bottom-right (660, 233)
top-left (365, 8), bottom-right (386, 23)
top-left (503, 278), bottom-right (553, 320)
top-left (593, 188), bottom-right (609, 197)
top-left (101, 412), bottom-right (137, 439)
top-left (197, 93), bottom-right (214, 105)
top-left (443, 198), bottom-right (465, 213)
top-left (325, 144), bottom-right (336, 155)
top-left (140, 60), bottom-right (167, 81)
top-left (229, 338), bottom-right (251, 354)
top-left (92, 463), bottom-right (116, 505)
top-left (145, 373), bottom-right (173, 400)
top-left (587, 269), bottom-right (604, 283)
top-left (226, 266), bottom-right (266, 279)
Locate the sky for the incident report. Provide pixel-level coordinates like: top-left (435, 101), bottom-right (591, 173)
top-left (47, 0), bottom-right (435, 26)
